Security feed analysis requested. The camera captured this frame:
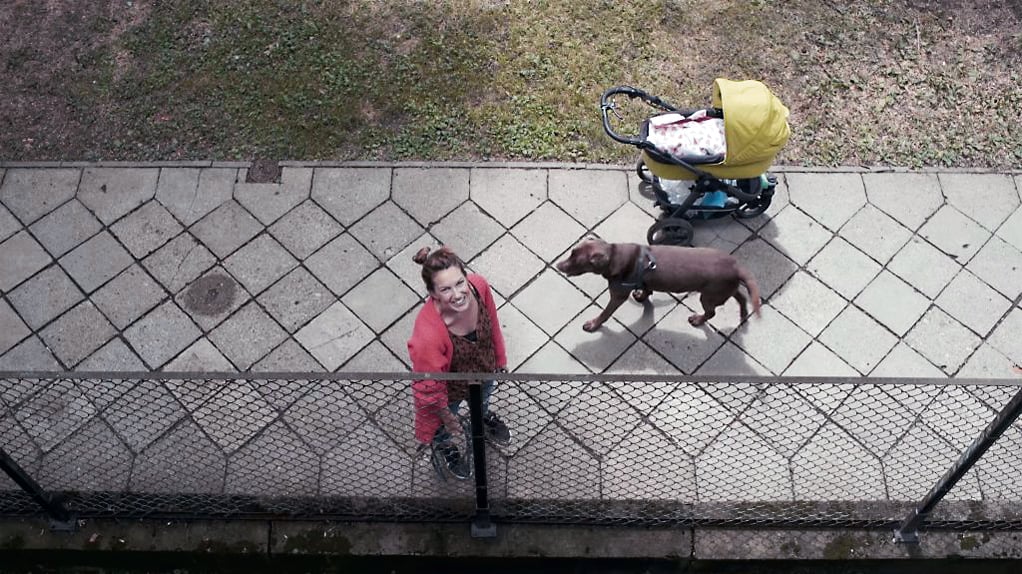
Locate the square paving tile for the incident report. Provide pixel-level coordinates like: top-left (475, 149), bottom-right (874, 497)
top-left (904, 307), bottom-right (981, 375)
top-left (698, 342), bottom-right (774, 377)
top-left (768, 271), bottom-right (847, 337)
top-left (887, 236), bottom-right (962, 299)
top-left (548, 169), bottom-right (628, 229)
top-left (643, 305), bottom-right (727, 374)
top-left (123, 301), bottom-right (202, 369)
top-left (77, 338), bottom-right (147, 372)
top-left (987, 307), bottom-right (1021, 362)
top-left (731, 237), bottom-right (798, 299)
top-left (470, 234), bottom-right (546, 298)
top-left (0, 230), bottom-right (52, 292)
top-left (760, 206), bottom-right (832, 265)
top-left (189, 201), bottom-right (264, 259)
top-left (378, 309), bottom-right (417, 368)
top-left (0, 336), bottom-right (61, 370)
top-left (208, 301), bottom-right (288, 370)
top-left (392, 167), bottom-right (469, 226)
top-left (862, 172), bottom-right (943, 231)
top-left (511, 268), bottom-right (591, 336)
top-left (234, 167), bottom-right (312, 225)
top-left (163, 338), bottom-right (236, 371)
top-left (7, 265), bottom-right (84, 330)
top-left (939, 173), bottom-right (1018, 232)
top-left (0, 299), bottom-right (30, 356)
top-left (494, 303), bottom-right (549, 370)
top-left (870, 342), bottom-right (946, 378)
top-left (955, 344), bottom-right (1014, 379)
top-left (223, 234), bottom-right (297, 295)
top-left (268, 200), bottom-right (343, 260)
top-left (91, 264), bottom-right (168, 330)
top-left (27, 199), bottom-right (102, 257)
top-left (935, 269), bottom-right (1012, 337)
top-left (854, 270), bottom-right (931, 337)
top-left (965, 235), bottom-right (1022, 300)
top-left (817, 305), bottom-right (898, 375)
top-left (517, 341), bottom-right (589, 374)
top-left (109, 200), bottom-right (184, 258)
top-left (592, 202), bottom-right (657, 247)
top-left (294, 302), bottom-right (374, 371)
top-left (0, 204), bottom-right (19, 243)
top-left (305, 232), bottom-right (379, 296)
top-left (341, 267), bottom-right (420, 334)
top-left (511, 201), bottom-right (587, 262)
top-left (0, 168), bottom-right (79, 224)
top-left (554, 305), bottom-right (636, 372)
top-left (175, 266), bottom-right (251, 332)
top-left (252, 338), bottom-right (325, 372)
top-left (606, 340), bottom-right (679, 376)
top-left (155, 167), bottom-right (237, 225)
top-left (918, 205), bottom-right (990, 263)
top-left (729, 305), bottom-right (813, 375)
top-left (339, 339), bottom-right (406, 372)
top-left (805, 237), bottom-right (881, 300)
top-left (38, 301), bottom-right (116, 367)
top-left (77, 167), bottom-right (159, 225)
top-left (386, 231), bottom-right (440, 292)
top-left (142, 232), bottom-right (217, 294)
top-left (347, 200), bottom-right (424, 261)
top-left (58, 230), bottom-right (132, 293)
top-left (996, 205), bottom-right (1022, 253)
top-left (258, 267), bottom-right (334, 333)
top-left (690, 216), bottom-right (756, 253)
top-left (783, 342), bottom-right (858, 377)
top-left (310, 167), bottom-right (390, 226)
top-left (610, 292), bottom-right (678, 337)
top-left (838, 204), bottom-right (912, 265)
top-left (786, 172), bottom-right (867, 232)
top-left (430, 201), bottom-right (505, 261)
top-left (470, 167), bottom-right (546, 228)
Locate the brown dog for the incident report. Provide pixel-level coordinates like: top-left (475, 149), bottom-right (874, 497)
top-left (556, 238), bottom-right (761, 332)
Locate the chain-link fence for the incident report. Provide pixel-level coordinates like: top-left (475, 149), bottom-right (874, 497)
top-left (2, 372), bottom-right (1021, 538)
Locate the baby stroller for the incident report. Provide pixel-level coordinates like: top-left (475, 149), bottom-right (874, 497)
top-left (601, 78), bottom-right (790, 246)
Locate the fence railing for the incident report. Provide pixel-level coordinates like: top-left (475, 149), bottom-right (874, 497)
top-left (2, 372), bottom-right (1021, 541)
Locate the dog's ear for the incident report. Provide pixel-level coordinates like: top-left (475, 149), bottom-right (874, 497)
top-left (589, 251), bottom-right (608, 269)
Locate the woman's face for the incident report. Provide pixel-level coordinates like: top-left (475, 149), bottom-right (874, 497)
top-left (430, 266), bottom-right (470, 314)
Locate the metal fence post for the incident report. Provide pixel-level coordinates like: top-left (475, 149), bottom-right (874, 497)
top-left (893, 385), bottom-right (1022, 544)
top-left (467, 382), bottom-right (496, 538)
top-left (0, 448), bottom-right (74, 529)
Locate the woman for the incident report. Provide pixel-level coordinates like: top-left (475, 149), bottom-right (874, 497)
top-left (407, 246), bottom-right (511, 480)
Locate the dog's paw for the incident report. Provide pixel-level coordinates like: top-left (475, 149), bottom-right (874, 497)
top-left (688, 314), bottom-right (707, 327)
top-left (583, 319), bottom-right (601, 332)
top-left (632, 289), bottom-right (650, 303)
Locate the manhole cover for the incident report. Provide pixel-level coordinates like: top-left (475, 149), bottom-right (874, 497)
top-left (181, 273), bottom-right (237, 316)
top-left (246, 158), bottom-right (281, 183)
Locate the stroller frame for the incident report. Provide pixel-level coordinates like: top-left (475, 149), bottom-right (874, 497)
top-left (601, 86), bottom-right (780, 246)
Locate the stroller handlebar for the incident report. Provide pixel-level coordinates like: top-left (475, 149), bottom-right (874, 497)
top-left (600, 85), bottom-right (679, 146)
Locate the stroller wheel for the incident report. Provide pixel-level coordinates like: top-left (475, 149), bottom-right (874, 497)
top-left (636, 159), bottom-right (653, 183)
top-left (647, 217), bottom-right (694, 247)
top-left (734, 196), bottom-right (772, 219)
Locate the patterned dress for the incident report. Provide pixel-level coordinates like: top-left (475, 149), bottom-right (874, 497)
top-left (444, 284), bottom-right (497, 404)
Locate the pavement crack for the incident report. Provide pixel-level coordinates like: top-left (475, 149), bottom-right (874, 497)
top-left (310, 327), bottom-right (359, 351)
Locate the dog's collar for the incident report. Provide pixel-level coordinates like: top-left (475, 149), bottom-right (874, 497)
top-left (609, 245), bottom-right (657, 291)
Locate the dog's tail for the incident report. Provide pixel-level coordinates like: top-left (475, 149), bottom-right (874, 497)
top-left (736, 265), bottom-right (762, 317)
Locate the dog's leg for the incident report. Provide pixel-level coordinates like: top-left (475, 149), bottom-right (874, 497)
top-left (733, 290), bottom-right (749, 321)
top-left (688, 292), bottom-right (727, 326)
top-left (632, 288), bottom-right (652, 303)
top-left (584, 289), bottom-right (630, 332)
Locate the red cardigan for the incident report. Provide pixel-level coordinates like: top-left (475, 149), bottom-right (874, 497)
top-left (407, 274), bottom-right (507, 443)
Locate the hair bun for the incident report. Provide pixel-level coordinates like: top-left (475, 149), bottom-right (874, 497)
top-left (412, 246), bottom-right (431, 264)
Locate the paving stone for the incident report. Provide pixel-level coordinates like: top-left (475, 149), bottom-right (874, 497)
top-left (768, 271), bottom-right (847, 337)
top-left (175, 267), bottom-right (250, 333)
top-left (294, 302), bottom-right (374, 371)
top-left (27, 199), bottom-right (102, 258)
top-left (208, 301), bottom-right (288, 370)
top-left (347, 200), bottom-right (424, 263)
top-left (430, 201), bottom-right (504, 262)
top-left (512, 268), bottom-right (591, 336)
top-left (643, 305), bottom-right (727, 374)
top-left (193, 382), bottom-right (278, 454)
top-left (494, 303), bottom-right (548, 370)
top-left (223, 234), bottom-right (297, 295)
top-left (760, 205), bottom-right (833, 265)
top-left (386, 231), bottom-right (440, 292)
top-left (786, 172), bottom-right (866, 232)
top-left (142, 232), bottom-right (218, 294)
top-left (123, 301), bottom-right (201, 369)
top-left (592, 202), bottom-right (657, 247)
top-left (234, 167), bottom-right (312, 225)
top-left (155, 167), bottom-right (237, 225)
top-left (0, 168), bottom-right (79, 224)
top-left (731, 237), bottom-right (798, 299)
top-left (258, 267), bottom-right (333, 333)
top-left (918, 204), bottom-right (990, 263)
top-left (0, 336), bottom-right (61, 370)
top-left (987, 307), bottom-right (1022, 363)
top-left (548, 169), bottom-right (628, 228)
top-left (189, 201), bottom-right (264, 259)
top-left (838, 204), bottom-right (913, 265)
top-left (805, 237), bottom-right (881, 300)
top-left (163, 338), bottom-right (236, 371)
top-left (311, 167), bottom-right (390, 226)
top-left (91, 264), bottom-right (167, 330)
top-left (939, 173), bottom-right (1018, 232)
top-left (965, 235), bottom-right (1022, 300)
top-left (904, 307), bottom-right (981, 375)
top-left (377, 309), bottom-right (417, 368)
top-left (469, 234), bottom-right (545, 298)
top-left (870, 342), bottom-right (946, 378)
top-left (268, 200), bottom-right (342, 260)
top-left (7, 265), bottom-right (83, 330)
top-left (729, 305), bottom-right (812, 375)
top-left (58, 231), bottom-right (132, 293)
top-left (38, 301), bottom-right (116, 367)
top-left (511, 201), bottom-right (587, 262)
top-left (886, 237), bottom-right (960, 301)
top-left (956, 344), bottom-right (1015, 379)
top-left (340, 339), bottom-right (407, 372)
top-left (0, 299), bottom-right (30, 356)
top-left (392, 167), bottom-right (469, 226)
top-left (341, 267), bottom-right (419, 334)
top-left (518, 341), bottom-right (589, 374)
top-left (470, 167), bottom-right (546, 227)
top-left (935, 269), bottom-right (1012, 337)
top-left (0, 230), bottom-right (52, 292)
top-left (996, 204), bottom-right (1022, 252)
top-left (690, 215), bottom-right (756, 253)
top-left (783, 342), bottom-right (858, 377)
top-left (854, 270), bottom-right (931, 337)
top-left (0, 204), bottom-right (20, 243)
top-left (77, 167), bottom-right (159, 224)
top-left (609, 291), bottom-right (677, 337)
top-left (818, 305), bottom-right (898, 375)
top-left (305, 232), bottom-right (379, 296)
top-left (698, 424), bottom-right (792, 501)
top-left (554, 304), bottom-right (635, 372)
top-left (252, 338), bottom-right (325, 372)
top-left (109, 201), bottom-right (184, 258)
top-left (862, 172), bottom-right (943, 231)
top-left (77, 338), bottom-right (146, 372)
top-left (606, 341), bottom-right (677, 379)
